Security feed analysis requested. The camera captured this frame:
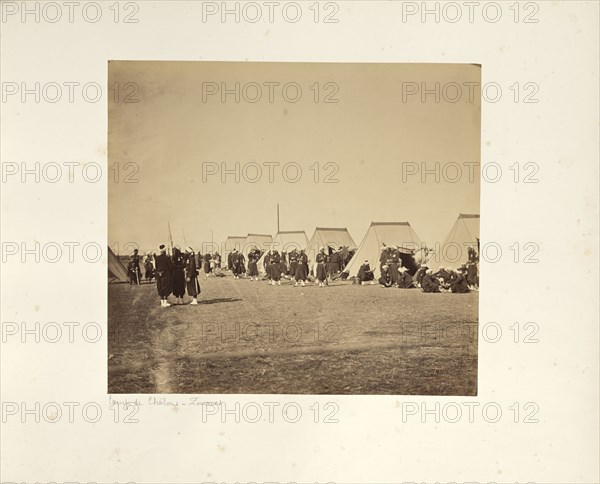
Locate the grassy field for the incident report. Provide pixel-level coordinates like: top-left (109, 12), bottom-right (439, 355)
top-left (108, 273), bottom-right (478, 395)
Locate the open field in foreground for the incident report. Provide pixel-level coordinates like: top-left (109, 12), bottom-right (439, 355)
top-left (108, 273), bottom-right (478, 395)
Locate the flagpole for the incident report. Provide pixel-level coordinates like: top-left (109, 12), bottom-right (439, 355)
top-left (168, 221), bottom-right (174, 255)
top-left (277, 203), bottom-right (280, 233)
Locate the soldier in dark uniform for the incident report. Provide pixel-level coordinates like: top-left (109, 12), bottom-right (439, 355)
top-left (247, 248), bottom-right (262, 281)
top-left (387, 246), bottom-right (401, 286)
top-left (129, 249), bottom-right (141, 284)
top-left (315, 248), bottom-right (328, 287)
top-left (279, 251), bottom-right (288, 276)
top-left (262, 250), bottom-right (271, 280)
top-left (449, 269), bottom-right (470, 293)
top-left (379, 245), bottom-right (390, 274)
top-left (268, 249), bottom-right (282, 285)
top-left (144, 254), bottom-right (155, 283)
top-left (378, 264), bottom-right (392, 287)
top-left (327, 249), bottom-right (342, 280)
top-left (154, 245), bottom-right (173, 307)
top-left (421, 269), bottom-right (441, 293)
top-left (288, 249), bottom-right (299, 281)
top-left (414, 265), bottom-right (427, 288)
top-left (468, 245), bottom-right (478, 263)
top-left (294, 250), bottom-right (309, 286)
top-left (171, 246), bottom-right (186, 304)
top-left (396, 266), bottom-right (415, 288)
top-left (203, 252), bottom-right (212, 279)
top-left (184, 247), bottom-right (201, 304)
top-left (466, 262), bottom-right (479, 289)
top-left (231, 249), bottom-right (244, 279)
top-left (357, 261), bottom-right (375, 285)
top-left (227, 251), bottom-right (234, 271)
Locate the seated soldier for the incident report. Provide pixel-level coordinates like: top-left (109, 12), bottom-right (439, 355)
top-left (421, 269), bottom-right (441, 293)
top-left (449, 269), bottom-right (470, 293)
top-left (396, 266), bottom-right (414, 288)
top-left (378, 264), bottom-right (393, 287)
top-left (357, 260), bottom-right (375, 285)
top-left (414, 265), bottom-right (427, 288)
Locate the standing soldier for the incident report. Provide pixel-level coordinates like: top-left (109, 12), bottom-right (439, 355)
top-left (144, 253), bottom-right (155, 283)
top-left (214, 252), bottom-right (222, 269)
top-left (288, 248), bottom-right (299, 283)
top-left (154, 244), bottom-right (173, 307)
top-left (388, 246), bottom-right (401, 286)
top-left (184, 247), bottom-right (201, 305)
top-left (263, 250), bottom-right (271, 280)
top-left (315, 248), bottom-right (328, 287)
top-left (279, 251), bottom-right (288, 277)
top-left (327, 248), bottom-right (342, 280)
top-left (247, 248), bottom-right (262, 281)
top-left (294, 249), bottom-right (309, 286)
top-left (203, 252), bottom-right (212, 280)
top-left (130, 248), bottom-right (141, 284)
top-left (466, 261), bottom-right (479, 289)
top-left (268, 249), bottom-right (282, 285)
top-left (172, 246), bottom-right (186, 304)
top-left (231, 249), bottom-right (245, 279)
top-left (379, 245), bottom-right (389, 274)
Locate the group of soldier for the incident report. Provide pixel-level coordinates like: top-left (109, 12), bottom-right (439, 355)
top-left (126, 241), bottom-right (478, 305)
top-left (226, 245), bottom-right (353, 287)
top-left (355, 244), bottom-right (479, 293)
top-left (227, 247), bottom-right (312, 286)
top-left (126, 246), bottom-right (226, 306)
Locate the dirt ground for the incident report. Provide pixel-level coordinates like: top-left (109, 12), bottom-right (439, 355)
top-left (108, 273), bottom-right (478, 395)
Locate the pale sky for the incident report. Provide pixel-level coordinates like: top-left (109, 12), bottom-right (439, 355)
top-left (108, 61), bottom-right (480, 253)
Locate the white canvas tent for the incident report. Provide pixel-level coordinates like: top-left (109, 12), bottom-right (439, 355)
top-left (427, 213), bottom-right (480, 271)
top-left (224, 236), bottom-right (247, 253)
top-left (272, 230), bottom-right (309, 253)
top-left (108, 246), bottom-right (129, 283)
top-left (243, 233), bottom-right (273, 272)
top-left (344, 222), bottom-right (423, 279)
top-left (306, 227), bottom-right (356, 264)
top-left (223, 236), bottom-right (247, 267)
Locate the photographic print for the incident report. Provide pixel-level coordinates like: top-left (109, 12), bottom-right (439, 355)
top-left (108, 61), bottom-right (481, 395)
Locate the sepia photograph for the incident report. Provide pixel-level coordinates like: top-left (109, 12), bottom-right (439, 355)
top-left (2, 1), bottom-right (599, 483)
top-left (108, 61), bottom-right (481, 395)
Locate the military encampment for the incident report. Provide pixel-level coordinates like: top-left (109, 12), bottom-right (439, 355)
top-left (108, 61), bottom-right (481, 396)
top-left (108, 213), bottom-right (480, 395)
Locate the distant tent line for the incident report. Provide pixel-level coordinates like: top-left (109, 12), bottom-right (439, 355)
top-left (109, 214), bottom-right (480, 282)
top-left (222, 214), bottom-right (480, 273)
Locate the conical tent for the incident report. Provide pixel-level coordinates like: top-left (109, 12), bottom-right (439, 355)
top-left (427, 213), bottom-right (480, 271)
top-left (243, 233), bottom-right (273, 272)
top-left (345, 222), bottom-right (423, 279)
top-left (306, 227), bottom-right (356, 264)
top-left (272, 230), bottom-right (309, 253)
top-left (108, 246), bottom-right (129, 283)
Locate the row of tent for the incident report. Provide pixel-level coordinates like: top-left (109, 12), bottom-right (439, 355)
top-left (109, 214), bottom-right (480, 283)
